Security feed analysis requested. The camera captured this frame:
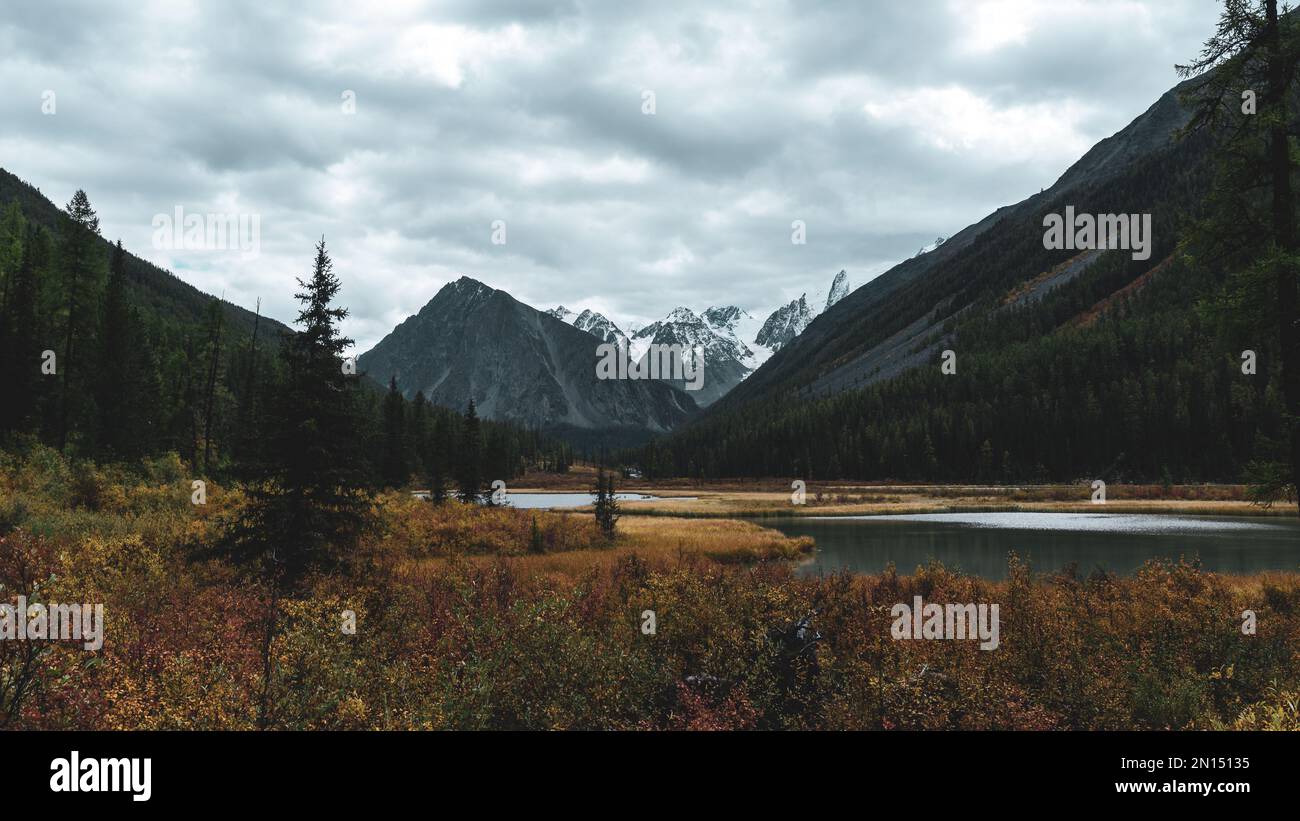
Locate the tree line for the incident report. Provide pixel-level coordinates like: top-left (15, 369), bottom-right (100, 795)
top-left (0, 193), bottom-right (572, 495)
top-left (632, 1), bottom-right (1300, 510)
top-left (634, 254), bottom-right (1287, 485)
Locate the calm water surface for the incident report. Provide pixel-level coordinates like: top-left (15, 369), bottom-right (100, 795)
top-left (410, 491), bottom-right (692, 509)
top-left (505, 492), bottom-right (690, 509)
top-left (762, 512), bottom-right (1300, 579)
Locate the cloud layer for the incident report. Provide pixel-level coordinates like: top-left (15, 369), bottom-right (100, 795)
top-left (0, 0), bottom-right (1221, 350)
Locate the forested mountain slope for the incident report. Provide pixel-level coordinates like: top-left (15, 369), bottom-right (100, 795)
top-left (638, 73), bottom-right (1291, 483)
top-left (0, 168), bottom-right (287, 343)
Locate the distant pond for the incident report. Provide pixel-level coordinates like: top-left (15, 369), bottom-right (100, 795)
top-left (411, 491), bottom-right (692, 509)
top-left (762, 512), bottom-right (1300, 579)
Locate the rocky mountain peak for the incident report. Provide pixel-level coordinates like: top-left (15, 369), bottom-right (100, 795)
top-left (825, 270), bottom-right (851, 311)
top-left (755, 293), bottom-right (814, 353)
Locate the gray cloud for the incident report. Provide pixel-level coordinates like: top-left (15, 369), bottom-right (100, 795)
top-left (0, 0), bottom-right (1222, 350)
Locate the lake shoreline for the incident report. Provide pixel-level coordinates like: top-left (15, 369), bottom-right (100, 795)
top-left (427, 482), bottom-right (1293, 519)
top-left (613, 494), bottom-right (1293, 520)
top-left (767, 510), bottom-right (1300, 580)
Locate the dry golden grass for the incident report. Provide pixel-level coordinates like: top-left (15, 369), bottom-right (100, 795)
top-left (1218, 569), bottom-right (1300, 594)
top-left (396, 515), bottom-right (813, 581)
top-left (484, 467), bottom-right (1279, 518)
top-left (616, 515), bottom-right (813, 562)
top-left (609, 484), bottom-right (1281, 519)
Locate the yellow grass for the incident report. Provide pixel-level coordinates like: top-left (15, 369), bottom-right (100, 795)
top-left (609, 484), bottom-right (1281, 519)
top-left (397, 515), bottom-right (814, 581)
top-left (487, 472), bottom-right (1277, 518)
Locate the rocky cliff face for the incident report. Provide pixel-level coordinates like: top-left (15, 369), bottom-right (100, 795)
top-left (824, 270), bottom-right (851, 310)
top-left (755, 294), bottom-right (815, 353)
top-left (571, 308), bottom-right (629, 348)
top-left (627, 306), bottom-right (755, 407)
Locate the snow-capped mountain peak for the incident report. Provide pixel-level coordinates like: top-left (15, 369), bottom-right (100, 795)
top-left (702, 306), bottom-right (767, 368)
top-left (571, 308), bottom-right (629, 347)
top-left (541, 269), bottom-right (847, 402)
top-left (702, 305), bottom-right (748, 331)
top-left (665, 306), bottom-right (700, 324)
top-left (824, 270), bottom-right (851, 311)
top-left (913, 236), bottom-right (947, 257)
top-left (755, 293), bottom-right (815, 354)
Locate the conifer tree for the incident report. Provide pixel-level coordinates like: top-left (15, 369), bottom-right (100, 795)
top-left (200, 298), bottom-right (225, 473)
top-left (124, 305), bottom-right (160, 458)
top-left (381, 376), bottom-right (409, 487)
top-left (231, 298), bottom-right (264, 467)
top-left (1178, 0), bottom-right (1300, 511)
top-left (0, 229), bottom-right (43, 440)
top-left (0, 201), bottom-right (27, 310)
top-left (409, 389), bottom-right (429, 477)
top-left (224, 238), bottom-right (373, 586)
top-left (95, 241), bottom-right (133, 458)
top-left (594, 468), bottom-right (619, 540)
top-left (456, 399), bottom-right (483, 503)
top-left (426, 414), bottom-right (449, 504)
top-left (529, 515), bottom-right (544, 553)
top-left (56, 190), bottom-right (104, 452)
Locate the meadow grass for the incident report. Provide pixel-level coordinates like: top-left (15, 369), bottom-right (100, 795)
top-left (396, 514), bottom-right (814, 581)
top-left (2, 446), bottom-right (1298, 731)
top-left (609, 484), bottom-right (1280, 518)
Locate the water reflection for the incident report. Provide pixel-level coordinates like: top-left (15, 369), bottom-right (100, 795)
top-left (761, 513), bottom-right (1300, 579)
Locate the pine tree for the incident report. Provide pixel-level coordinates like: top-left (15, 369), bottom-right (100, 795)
top-left (164, 337), bottom-right (202, 464)
top-left (223, 238), bottom-right (373, 587)
top-left (124, 306), bottom-right (160, 458)
top-left (484, 429), bottom-right (509, 486)
top-left (200, 298), bottom-right (225, 473)
top-left (409, 389), bottom-right (429, 478)
top-left (426, 415), bottom-right (449, 504)
top-left (381, 376), bottom-right (408, 487)
top-left (1178, 0), bottom-right (1300, 512)
top-left (594, 468), bottom-right (619, 541)
top-left (0, 201), bottom-right (27, 312)
top-left (0, 228), bottom-right (44, 440)
top-left (231, 298), bottom-right (264, 467)
top-left (529, 515), bottom-right (544, 554)
top-left (593, 468), bottom-right (608, 525)
top-left (456, 399), bottom-right (483, 503)
top-left (56, 190), bottom-right (104, 452)
top-left (95, 240), bottom-right (142, 459)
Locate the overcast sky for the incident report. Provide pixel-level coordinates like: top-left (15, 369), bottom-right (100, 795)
top-left (1, 0), bottom-right (1223, 351)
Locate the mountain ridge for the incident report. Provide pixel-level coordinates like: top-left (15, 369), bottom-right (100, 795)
top-left (0, 167), bottom-right (291, 345)
top-left (705, 77), bottom-right (1203, 414)
top-left (358, 275), bottom-right (699, 432)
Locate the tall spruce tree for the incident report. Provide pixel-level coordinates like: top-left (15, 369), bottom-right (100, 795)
top-left (0, 228), bottom-right (44, 441)
top-left (409, 389), bottom-right (429, 477)
top-left (456, 399), bottom-right (483, 503)
top-left (529, 515), bottom-right (544, 553)
top-left (224, 238), bottom-right (372, 586)
top-left (593, 468), bottom-right (619, 540)
top-left (231, 298), bottom-right (264, 467)
top-left (1178, 0), bottom-right (1300, 511)
top-left (0, 201), bottom-right (26, 313)
top-left (124, 306), bottom-right (160, 459)
top-left (381, 376), bottom-right (408, 487)
top-left (200, 298), bottom-right (225, 473)
top-left (427, 415), bottom-right (449, 504)
top-left (56, 190), bottom-right (104, 452)
top-left (167, 337), bottom-right (202, 464)
top-left (95, 241), bottom-right (133, 458)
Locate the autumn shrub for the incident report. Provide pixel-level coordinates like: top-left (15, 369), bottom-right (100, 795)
top-left (3, 448), bottom-right (1298, 731)
top-left (378, 493), bottom-right (604, 558)
top-left (1220, 683), bottom-right (1300, 730)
